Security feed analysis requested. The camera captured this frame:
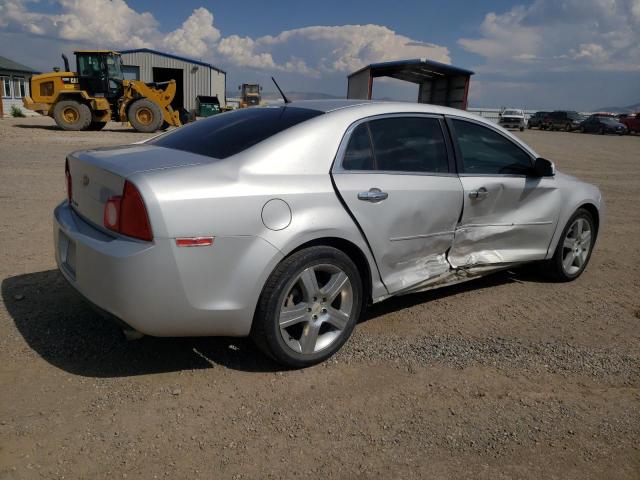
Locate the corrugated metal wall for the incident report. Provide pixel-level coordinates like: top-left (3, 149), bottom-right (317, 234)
top-left (347, 69), bottom-right (371, 100)
top-left (120, 52), bottom-right (225, 111)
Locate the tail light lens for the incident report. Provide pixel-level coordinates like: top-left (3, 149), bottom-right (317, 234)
top-left (65, 159), bottom-right (72, 204)
top-left (103, 181), bottom-right (153, 241)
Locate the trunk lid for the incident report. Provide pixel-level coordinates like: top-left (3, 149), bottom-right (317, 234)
top-left (67, 144), bottom-right (213, 228)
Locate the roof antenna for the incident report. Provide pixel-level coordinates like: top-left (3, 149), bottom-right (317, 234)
top-left (271, 76), bottom-right (290, 104)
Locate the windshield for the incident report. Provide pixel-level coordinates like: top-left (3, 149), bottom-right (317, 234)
top-left (502, 110), bottom-right (521, 116)
top-left (600, 118), bottom-right (619, 125)
top-left (150, 106), bottom-right (324, 159)
top-left (244, 85), bottom-right (259, 94)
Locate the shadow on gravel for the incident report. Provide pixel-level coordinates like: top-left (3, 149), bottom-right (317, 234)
top-left (3, 267), bottom-right (547, 378)
top-left (13, 124), bottom-right (141, 134)
top-left (2, 270), bottom-right (280, 377)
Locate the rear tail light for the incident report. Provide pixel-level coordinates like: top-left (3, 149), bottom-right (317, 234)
top-left (65, 159), bottom-right (72, 204)
top-left (103, 180), bottom-right (153, 241)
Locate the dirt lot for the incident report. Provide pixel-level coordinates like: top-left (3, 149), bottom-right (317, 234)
top-left (1, 116), bottom-right (639, 479)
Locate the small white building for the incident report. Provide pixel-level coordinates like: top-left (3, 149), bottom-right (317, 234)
top-left (0, 55), bottom-right (37, 117)
top-left (119, 48), bottom-right (226, 113)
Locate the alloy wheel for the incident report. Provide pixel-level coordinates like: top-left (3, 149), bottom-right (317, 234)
top-left (561, 218), bottom-right (592, 275)
top-left (278, 264), bottom-right (353, 355)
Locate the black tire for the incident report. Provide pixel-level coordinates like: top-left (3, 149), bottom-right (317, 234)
top-left (87, 121), bottom-right (107, 131)
top-left (520, 126), bottom-right (524, 132)
top-left (528, 123), bottom-right (532, 129)
top-left (251, 246), bottom-right (363, 368)
top-left (599, 126), bottom-right (605, 135)
top-left (545, 208), bottom-right (596, 282)
top-left (580, 125), bottom-right (585, 133)
top-left (565, 123), bottom-right (572, 132)
top-left (127, 98), bottom-right (164, 133)
top-left (53, 100), bottom-right (92, 131)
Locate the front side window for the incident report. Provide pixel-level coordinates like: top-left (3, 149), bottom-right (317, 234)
top-left (452, 119), bottom-right (533, 175)
top-left (367, 117), bottom-right (449, 173)
top-left (151, 106), bottom-right (323, 159)
top-left (1, 77), bottom-right (11, 97)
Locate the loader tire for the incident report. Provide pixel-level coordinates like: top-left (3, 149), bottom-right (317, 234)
top-left (53, 100), bottom-right (92, 131)
top-left (128, 98), bottom-right (164, 133)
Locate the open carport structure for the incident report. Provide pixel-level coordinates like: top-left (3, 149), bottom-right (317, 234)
top-left (347, 58), bottom-right (474, 110)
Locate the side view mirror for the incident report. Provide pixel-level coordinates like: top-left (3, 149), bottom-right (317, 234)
top-left (534, 157), bottom-right (555, 177)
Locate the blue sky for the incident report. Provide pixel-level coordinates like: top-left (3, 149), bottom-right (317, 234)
top-left (1, 0), bottom-right (639, 109)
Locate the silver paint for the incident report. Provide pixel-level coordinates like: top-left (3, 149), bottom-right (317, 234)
top-left (53, 100), bottom-right (604, 337)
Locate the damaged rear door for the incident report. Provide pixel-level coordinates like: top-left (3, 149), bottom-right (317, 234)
top-left (446, 117), bottom-right (560, 268)
top-left (332, 115), bottom-right (463, 294)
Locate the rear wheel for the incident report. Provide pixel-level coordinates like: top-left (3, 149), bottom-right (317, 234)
top-left (128, 98), bottom-right (164, 133)
top-left (53, 100), bottom-right (92, 131)
top-left (251, 246), bottom-right (363, 368)
top-left (546, 209), bottom-right (595, 282)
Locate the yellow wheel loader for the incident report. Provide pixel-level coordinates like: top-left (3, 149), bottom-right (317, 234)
top-left (23, 51), bottom-right (183, 132)
top-left (238, 83), bottom-right (264, 108)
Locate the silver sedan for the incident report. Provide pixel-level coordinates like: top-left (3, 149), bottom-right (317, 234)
top-left (54, 100), bottom-right (604, 367)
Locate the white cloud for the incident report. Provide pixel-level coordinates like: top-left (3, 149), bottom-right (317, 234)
top-left (0, 1), bottom-right (450, 76)
top-left (234, 24), bottom-right (450, 75)
top-left (459, 0), bottom-right (640, 73)
top-left (161, 7), bottom-right (220, 58)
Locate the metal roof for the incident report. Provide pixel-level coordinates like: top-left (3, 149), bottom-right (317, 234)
top-left (348, 58), bottom-right (474, 83)
top-left (0, 55), bottom-right (37, 73)
top-left (119, 48), bottom-right (226, 74)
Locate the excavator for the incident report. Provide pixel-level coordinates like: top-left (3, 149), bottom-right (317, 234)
top-left (23, 50), bottom-right (183, 132)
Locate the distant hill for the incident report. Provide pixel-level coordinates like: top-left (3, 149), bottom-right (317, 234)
top-left (595, 102), bottom-right (640, 113)
top-left (226, 91), bottom-right (342, 101)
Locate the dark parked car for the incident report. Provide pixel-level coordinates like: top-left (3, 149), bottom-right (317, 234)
top-left (527, 111), bottom-right (549, 129)
top-left (579, 115), bottom-right (628, 135)
top-left (543, 111), bottom-right (584, 131)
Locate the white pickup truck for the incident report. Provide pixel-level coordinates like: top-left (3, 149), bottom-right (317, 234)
top-left (498, 109), bottom-right (526, 131)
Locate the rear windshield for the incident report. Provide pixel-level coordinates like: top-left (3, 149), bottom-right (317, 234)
top-left (151, 106), bottom-right (323, 159)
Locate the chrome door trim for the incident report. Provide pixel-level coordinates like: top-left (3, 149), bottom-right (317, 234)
top-left (389, 230), bottom-right (455, 242)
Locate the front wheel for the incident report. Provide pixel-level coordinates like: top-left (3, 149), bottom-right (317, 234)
top-left (546, 208), bottom-right (596, 281)
top-left (53, 100), bottom-right (92, 131)
top-left (128, 98), bottom-right (164, 133)
top-left (251, 246), bottom-right (363, 368)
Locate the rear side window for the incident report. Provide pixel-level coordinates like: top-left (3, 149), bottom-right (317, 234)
top-left (367, 117), bottom-right (449, 173)
top-left (151, 106), bottom-right (323, 159)
top-left (342, 124), bottom-right (375, 171)
top-left (452, 119), bottom-right (533, 175)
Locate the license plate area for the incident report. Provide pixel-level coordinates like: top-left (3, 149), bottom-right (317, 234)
top-left (59, 230), bottom-right (76, 279)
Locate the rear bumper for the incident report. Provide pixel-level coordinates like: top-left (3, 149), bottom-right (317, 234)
top-left (54, 202), bottom-right (283, 337)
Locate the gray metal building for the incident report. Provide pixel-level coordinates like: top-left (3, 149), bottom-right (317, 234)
top-left (119, 48), bottom-right (226, 112)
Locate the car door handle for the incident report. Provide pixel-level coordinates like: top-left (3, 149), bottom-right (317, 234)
top-left (469, 187), bottom-right (489, 199)
top-left (358, 188), bottom-right (389, 203)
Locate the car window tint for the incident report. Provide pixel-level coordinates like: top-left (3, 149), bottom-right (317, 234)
top-left (452, 119), bottom-right (532, 175)
top-left (367, 117), bottom-right (449, 173)
top-left (342, 124), bottom-right (374, 170)
top-left (151, 106), bottom-right (323, 159)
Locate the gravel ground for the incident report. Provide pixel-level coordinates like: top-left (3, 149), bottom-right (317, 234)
top-left (1, 116), bottom-right (639, 479)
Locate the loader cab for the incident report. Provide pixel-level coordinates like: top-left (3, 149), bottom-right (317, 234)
top-left (75, 51), bottom-right (124, 100)
top-left (239, 83), bottom-right (262, 107)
